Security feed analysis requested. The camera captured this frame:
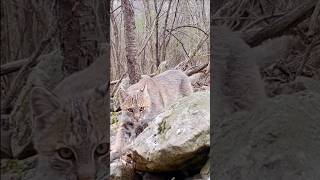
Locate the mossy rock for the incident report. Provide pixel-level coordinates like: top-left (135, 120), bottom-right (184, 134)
top-left (212, 91), bottom-right (320, 180)
top-left (131, 91), bottom-right (210, 172)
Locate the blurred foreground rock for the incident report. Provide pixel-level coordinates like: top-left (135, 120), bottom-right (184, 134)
top-left (212, 91), bottom-right (320, 180)
top-left (1, 156), bottom-right (37, 180)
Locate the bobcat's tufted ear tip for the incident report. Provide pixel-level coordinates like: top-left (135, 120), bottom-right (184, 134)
top-left (141, 83), bottom-right (149, 98)
top-left (140, 83), bottom-right (148, 92)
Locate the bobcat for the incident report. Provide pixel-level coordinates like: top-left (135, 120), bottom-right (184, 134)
top-left (111, 69), bottom-right (193, 161)
top-left (212, 26), bottom-right (266, 121)
top-left (30, 56), bottom-right (109, 180)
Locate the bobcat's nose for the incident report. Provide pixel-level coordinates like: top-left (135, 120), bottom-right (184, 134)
top-left (77, 164), bottom-right (95, 180)
top-left (133, 114), bottom-right (140, 121)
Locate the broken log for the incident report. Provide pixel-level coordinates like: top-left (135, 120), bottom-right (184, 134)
top-left (243, 0), bottom-right (317, 47)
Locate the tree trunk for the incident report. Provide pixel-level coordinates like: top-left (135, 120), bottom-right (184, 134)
top-left (56, 0), bottom-right (99, 76)
top-left (121, 0), bottom-right (141, 85)
top-left (23, 0), bottom-right (35, 57)
top-left (142, 0), bottom-right (155, 73)
top-left (154, 0), bottom-right (160, 68)
top-left (110, 0), bottom-right (122, 79)
top-left (161, 0), bottom-right (173, 63)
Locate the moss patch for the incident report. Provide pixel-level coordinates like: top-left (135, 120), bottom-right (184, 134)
top-left (111, 112), bottom-right (120, 124)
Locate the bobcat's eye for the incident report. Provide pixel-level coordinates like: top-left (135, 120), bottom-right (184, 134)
top-left (139, 107), bottom-right (145, 111)
top-left (95, 143), bottom-right (108, 156)
top-left (127, 108), bottom-right (133, 113)
top-left (57, 148), bottom-right (74, 160)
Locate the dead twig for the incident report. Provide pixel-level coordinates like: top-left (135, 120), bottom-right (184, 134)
top-left (111, 71), bottom-right (127, 97)
top-left (298, 36), bottom-right (320, 75)
top-left (242, 12), bottom-right (287, 30)
top-left (111, 5), bottom-right (121, 14)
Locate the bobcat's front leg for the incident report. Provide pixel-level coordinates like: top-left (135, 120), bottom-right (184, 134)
top-left (110, 121), bottom-right (134, 162)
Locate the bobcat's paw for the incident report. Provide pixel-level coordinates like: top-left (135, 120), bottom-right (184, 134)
top-left (110, 151), bottom-right (120, 162)
top-left (121, 150), bottom-right (134, 164)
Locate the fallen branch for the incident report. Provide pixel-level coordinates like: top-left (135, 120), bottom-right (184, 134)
top-left (110, 73), bottom-right (157, 86)
top-left (109, 63), bottom-right (209, 87)
top-left (0, 59), bottom-right (29, 76)
top-left (243, 0), bottom-right (318, 47)
top-left (242, 12), bottom-right (287, 31)
top-left (185, 63), bottom-right (209, 76)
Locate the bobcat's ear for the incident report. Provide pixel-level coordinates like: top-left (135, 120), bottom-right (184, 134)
top-left (141, 84), bottom-right (150, 98)
top-left (117, 88), bottom-right (128, 104)
top-left (30, 87), bottom-right (61, 118)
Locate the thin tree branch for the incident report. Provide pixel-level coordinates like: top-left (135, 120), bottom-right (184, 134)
top-left (185, 62), bottom-right (209, 76)
top-left (165, 30), bottom-right (190, 61)
top-left (161, 0), bottom-right (173, 62)
top-left (136, 6), bottom-right (166, 57)
top-left (165, 0), bottom-right (180, 48)
top-left (111, 5), bottom-right (121, 14)
top-left (169, 25), bottom-right (208, 36)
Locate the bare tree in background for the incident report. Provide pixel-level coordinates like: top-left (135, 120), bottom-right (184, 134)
top-left (153, 0), bottom-right (160, 67)
top-left (111, 0), bottom-right (122, 78)
top-left (121, 0), bottom-right (141, 85)
top-left (56, 0), bottom-right (99, 76)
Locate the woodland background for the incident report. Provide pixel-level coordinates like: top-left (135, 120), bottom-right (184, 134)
top-left (0, 0), bottom-right (319, 138)
top-left (110, 0), bottom-right (209, 82)
top-left (0, 0), bottom-right (319, 179)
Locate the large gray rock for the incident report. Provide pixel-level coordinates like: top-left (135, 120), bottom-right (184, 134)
top-left (110, 159), bottom-right (136, 180)
top-left (294, 76), bottom-right (320, 94)
top-left (130, 91), bottom-right (210, 172)
top-left (212, 91), bottom-right (320, 180)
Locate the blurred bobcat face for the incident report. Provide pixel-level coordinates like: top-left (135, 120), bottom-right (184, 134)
top-left (118, 84), bottom-right (151, 122)
top-left (30, 87), bottom-right (109, 180)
